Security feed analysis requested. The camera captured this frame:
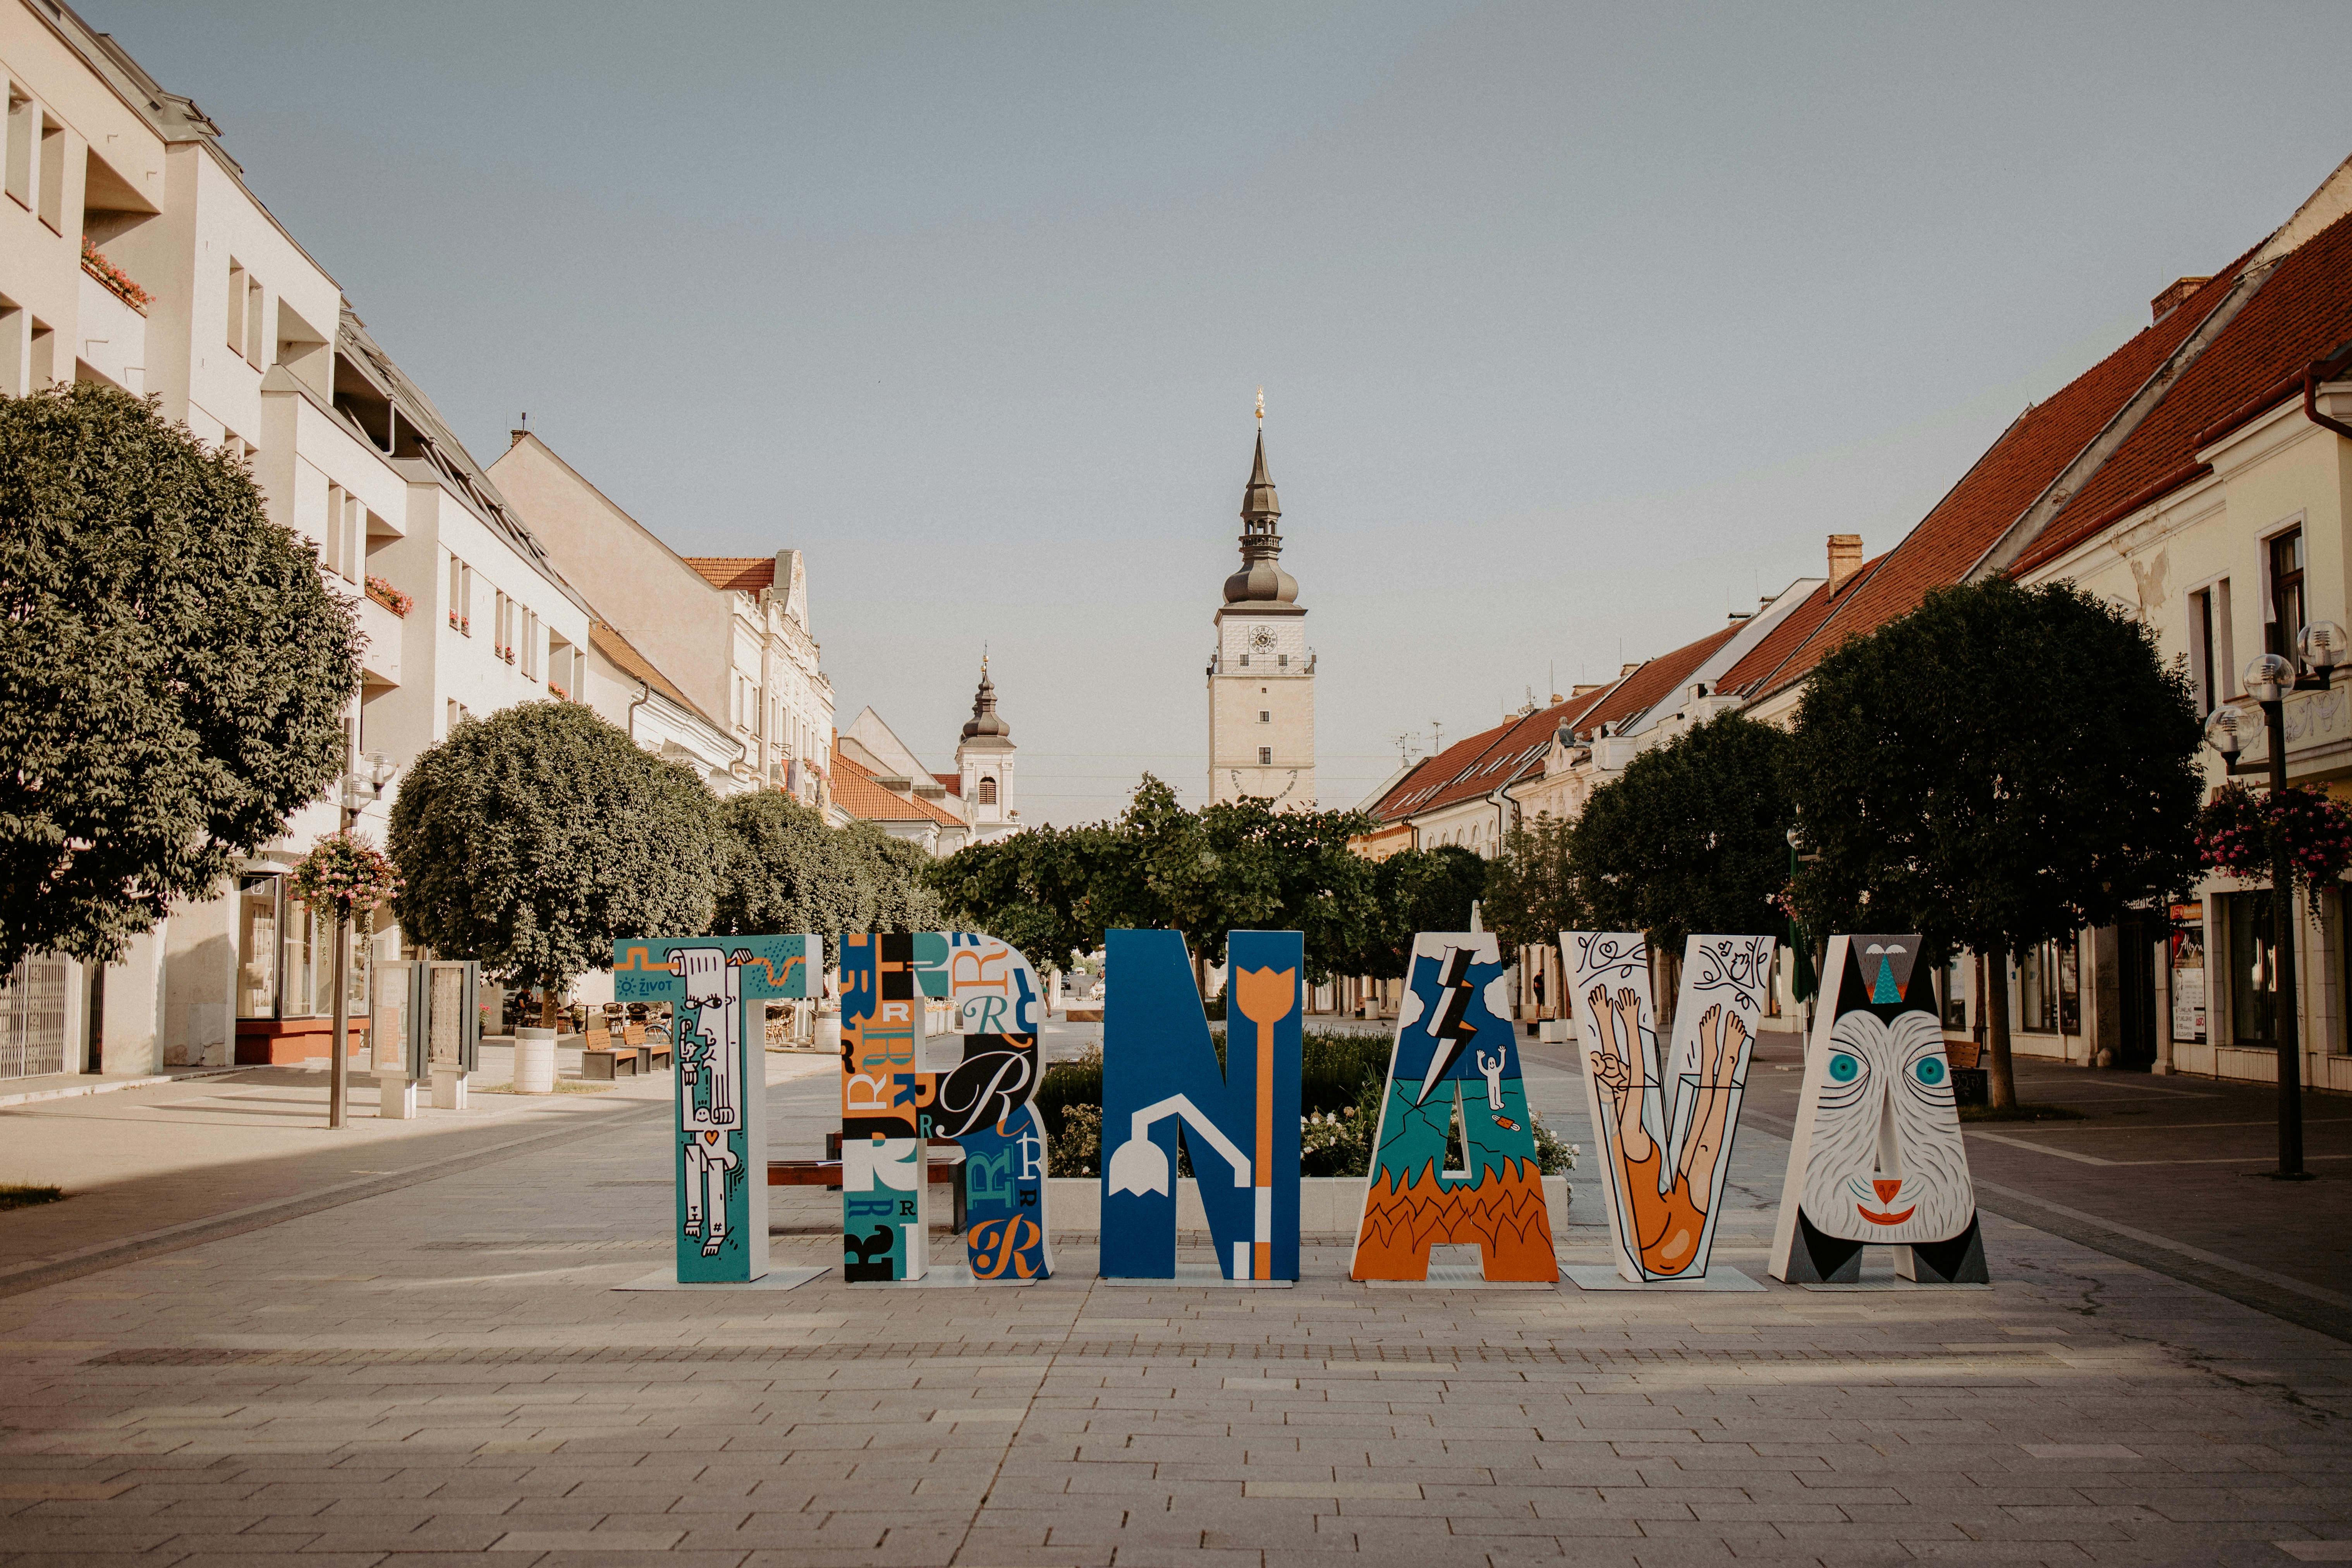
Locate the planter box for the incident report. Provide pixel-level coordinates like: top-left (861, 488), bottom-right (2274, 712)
top-left (1043, 1175), bottom-right (1570, 1235)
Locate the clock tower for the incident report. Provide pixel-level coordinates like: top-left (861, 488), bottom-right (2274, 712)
top-left (1208, 416), bottom-right (1314, 808)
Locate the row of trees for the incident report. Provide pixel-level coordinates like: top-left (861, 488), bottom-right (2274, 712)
top-left (1478, 577), bottom-right (2203, 1108)
top-left (392, 703), bottom-right (941, 1022)
top-left (926, 777), bottom-right (1489, 986)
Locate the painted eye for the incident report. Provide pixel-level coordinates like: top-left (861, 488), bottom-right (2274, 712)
top-left (1915, 1057), bottom-right (1947, 1086)
top-left (1828, 1053), bottom-right (1860, 1083)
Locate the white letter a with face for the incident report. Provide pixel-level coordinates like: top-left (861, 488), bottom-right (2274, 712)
top-left (1769, 933), bottom-right (1987, 1285)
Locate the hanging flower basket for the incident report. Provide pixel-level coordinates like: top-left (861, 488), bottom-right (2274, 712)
top-left (2197, 782), bottom-right (2352, 892)
top-left (288, 831), bottom-right (405, 923)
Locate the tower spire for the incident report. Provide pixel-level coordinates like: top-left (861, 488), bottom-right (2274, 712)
top-left (1225, 415), bottom-right (1295, 605)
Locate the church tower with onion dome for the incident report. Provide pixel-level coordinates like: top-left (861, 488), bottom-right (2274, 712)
top-left (955, 654), bottom-right (1019, 843)
top-left (1207, 399), bottom-right (1315, 808)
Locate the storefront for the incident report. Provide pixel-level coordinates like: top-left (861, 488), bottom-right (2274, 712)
top-left (233, 870), bottom-right (370, 1065)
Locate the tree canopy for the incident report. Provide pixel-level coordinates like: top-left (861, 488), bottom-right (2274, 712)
top-left (389, 702), bottom-right (722, 1003)
top-left (1347, 845), bottom-right (1488, 979)
top-left (931, 775), bottom-right (1377, 983)
top-left (0, 384), bottom-right (357, 974)
top-left (1782, 577), bottom-right (2202, 1104)
top-left (1574, 712), bottom-right (1794, 951)
top-left (1481, 812), bottom-right (1579, 962)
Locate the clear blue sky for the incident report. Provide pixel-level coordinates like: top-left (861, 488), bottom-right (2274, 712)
top-left (83, 1), bottom-right (2352, 824)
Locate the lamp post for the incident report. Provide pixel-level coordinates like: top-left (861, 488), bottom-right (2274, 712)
top-left (2203, 620), bottom-right (2346, 1180)
top-left (327, 750), bottom-right (398, 1131)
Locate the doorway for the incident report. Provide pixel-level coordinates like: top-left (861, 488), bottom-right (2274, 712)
top-left (2114, 914), bottom-right (2159, 1071)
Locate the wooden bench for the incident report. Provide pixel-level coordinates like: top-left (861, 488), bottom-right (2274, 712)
top-left (769, 1153), bottom-right (966, 1230)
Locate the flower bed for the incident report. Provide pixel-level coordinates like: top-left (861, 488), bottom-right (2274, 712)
top-left (364, 575), bottom-right (411, 617)
top-left (81, 237), bottom-right (152, 313)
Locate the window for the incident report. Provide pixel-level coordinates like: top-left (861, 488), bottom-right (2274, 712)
top-left (1258, 747), bottom-right (1272, 764)
top-left (28, 319), bottom-right (50, 387)
top-left (1239, 654), bottom-right (1249, 667)
top-left (977, 777), bottom-right (997, 805)
top-left (1278, 654), bottom-right (1289, 668)
top-left (236, 875), bottom-right (280, 1020)
top-left (1941, 952), bottom-right (1968, 1030)
top-left (2227, 890), bottom-right (2278, 1047)
top-left (245, 275), bottom-right (265, 364)
top-left (1258, 710), bottom-right (1271, 723)
top-left (2170, 902), bottom-right (2206, 1045)
top-left (2269, 528), bottom-right (2306, 662)
top-left (4, 86), bottom-right (30, 208)
top-left (35, 113), bottom-right (60, 232)
top-left (0, 295), bottom-right (18, 397)
top-left (2189, 584), bottom-right (2225, 714)
top-left (323, 484), bottom-right (345, 577)
top-left (226, 261), bottom-right (247, 356)
top-left (2019, 941), bottom-right (2077, 1034)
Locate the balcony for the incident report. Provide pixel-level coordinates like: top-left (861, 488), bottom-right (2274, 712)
top-left (353, 589), bottom-right (403, 687)
top-left (76, 267), bottom-right (145, 394)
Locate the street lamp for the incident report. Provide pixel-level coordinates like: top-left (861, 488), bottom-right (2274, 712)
top-left (2205, 621), bottom-right (2345, 1180)
top-left (327, 751), bottom-right (398, 1131)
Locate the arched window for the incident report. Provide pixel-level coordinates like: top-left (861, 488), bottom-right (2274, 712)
top-left (977, 777), bottom-right (998, 805)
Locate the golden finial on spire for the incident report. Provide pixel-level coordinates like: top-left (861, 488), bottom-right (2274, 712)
top-left (1255, 386), bottom-right (1264, 424)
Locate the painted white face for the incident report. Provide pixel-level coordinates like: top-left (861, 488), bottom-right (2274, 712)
top-left (1798, 1006), bottom-right (1974, 1243)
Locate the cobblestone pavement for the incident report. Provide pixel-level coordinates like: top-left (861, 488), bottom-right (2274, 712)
top-left (1, 1050), bottom-right (2346, 1566)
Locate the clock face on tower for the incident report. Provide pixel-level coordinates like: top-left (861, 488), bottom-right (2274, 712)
top-left (1248, 627), bottom-right (1277, 653)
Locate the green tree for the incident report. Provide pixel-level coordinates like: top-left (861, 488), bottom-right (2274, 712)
top-left (930, 822), bottom-right (1116, 974)
top-left (846, 821), bottom-right (946, 936)
top-left (0, 384), bottom-right (357, 973)
top-left (933, 775), bottom-right (1376, 989)
top-left (712, 792), bottom-right (863, 958)
top-left (1574, 713), bottom-right (1794, 946)
top-left (1350, 845), bottom-right (1488, 980)
top-left (1782, 578), bottom-right (2201, 1109)
top-left (389, 702), bottom-right (722, 1022)
top-left (1482, 813), bottom-right (1581, 962)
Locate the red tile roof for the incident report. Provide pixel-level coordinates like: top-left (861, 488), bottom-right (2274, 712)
top-left (682, 557), bottom-right (775, 593)
top-left (1716, 570), bottom-right (1877, 697)
top-left (1568, 623), bottom-right (1743, 740)
top-left (1747, 264), bottom-right (2250, 700)
top-left (831, 746), bottom-right (966, 827)
top-left (934, 773), bottom-right (963, 797)
top-left (1369, 689), bottom-right (1616, 824)
top-left (2015, 208), bottom-right (2352, 574)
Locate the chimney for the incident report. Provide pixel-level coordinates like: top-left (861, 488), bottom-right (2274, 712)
top-left (1827, 534), bottom-right (1862, 591)
top-left (2150, 277), bottom-right (2211, 323)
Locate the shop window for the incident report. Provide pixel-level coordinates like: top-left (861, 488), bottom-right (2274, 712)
top-left (237, 875), bottom-right (280, 1019)
top-left (1941, 952), bottom-right (1968, 1029)
top-left (2170, 902), bottom-right (2207, 1045)
top-left (2226, 890), bottom-right (2276, 1047)
top-left (2018, 941), bottom-right (2079, 1034)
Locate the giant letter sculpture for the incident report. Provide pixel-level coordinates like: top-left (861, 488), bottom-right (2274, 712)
top-left (1350, 932), bottom-right (1556, 1283)
top-left (1768, 933), bottom-right (1987, 1285)
top-left (1567, 931), bottom-right (1771, 1282)
top-left (1101, 928), bottom-right (1301, 1281)
top-left (838, 931), bottom-right (1053, 1284)
top-left (615, 933), bottom-right (818, 1283)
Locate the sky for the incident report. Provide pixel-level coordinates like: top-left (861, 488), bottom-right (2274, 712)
top-left (81, 0), bottom-right (2352, 825)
